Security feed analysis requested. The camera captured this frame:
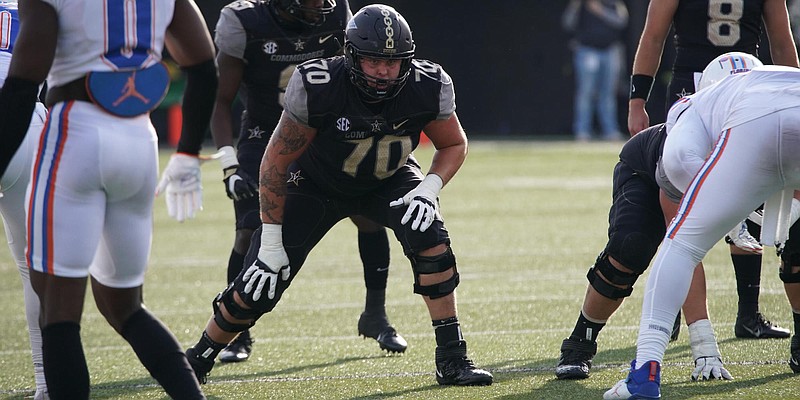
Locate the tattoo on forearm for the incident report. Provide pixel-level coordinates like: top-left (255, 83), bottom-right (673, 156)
top-left (279, 121), bottom-right (308, 154)
top-left (260, 165), bottom-right (286, 224)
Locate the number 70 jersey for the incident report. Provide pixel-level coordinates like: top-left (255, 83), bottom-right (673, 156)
top-left (283, 55), bottom-right (456, 198)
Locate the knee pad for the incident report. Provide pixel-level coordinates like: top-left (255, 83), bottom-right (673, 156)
top-left (586, 252), bottom-right (640, 300)
top-left (211, 285), bottom-right (261, 333)
top-left (410, 247), bottom-right (459, 299)
top-left (606, 232), bottom-right (657, 274)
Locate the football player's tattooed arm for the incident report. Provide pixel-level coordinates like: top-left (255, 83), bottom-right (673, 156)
top-left (259, 112), bottom-right (316, 224)
top-left (763, 0), bottom-right (800, 68)
top-left (422, 112), bottom-right (467, 187)
top-left (628, 0), bottom-right (678, 136)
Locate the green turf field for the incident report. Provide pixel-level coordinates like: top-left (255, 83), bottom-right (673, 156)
top-left (0, 140), bottom-right (796, 399)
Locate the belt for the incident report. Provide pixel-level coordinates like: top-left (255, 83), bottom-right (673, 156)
top-left (45, 77), bottom-right (91, 107)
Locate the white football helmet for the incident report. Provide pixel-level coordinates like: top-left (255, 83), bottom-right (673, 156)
top-left (697, 52), bottom-right (763, 91)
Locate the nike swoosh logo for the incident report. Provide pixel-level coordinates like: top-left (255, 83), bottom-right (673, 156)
top-left (376, 267), bottom-right (390, 272)
top-left (319, 34), bottom-right (334, 44)
top-left (435, 369), bottom-right (444, 378)
top-left (393, 119), bottom-right (409, 130)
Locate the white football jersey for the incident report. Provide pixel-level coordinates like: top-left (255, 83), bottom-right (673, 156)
top-left (42, 0), bottom-right (175, 86)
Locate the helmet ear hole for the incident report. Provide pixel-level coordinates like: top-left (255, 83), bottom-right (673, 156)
top-left (697, 52), bottom-right (763, 91)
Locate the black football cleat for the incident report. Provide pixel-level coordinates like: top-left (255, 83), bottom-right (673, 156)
top-left (670, 310), bottom-right (682, 342)
top-left (358, 311), bottom-right (408, 353)
top-left (734, 313), bottom-right (790, 339)
top-left (790, 334), bottom-right (800, 373)
top-left (219, 329), bottom-right (253, 363)
top-left (555, 337), bottom-right (597, 380)
top-left (435, 340), bottom-right (493, 386)
top-left (185, 346), bottom-right (215, 384)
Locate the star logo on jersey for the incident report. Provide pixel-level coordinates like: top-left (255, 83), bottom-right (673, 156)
top-left (262, 41), bottom-right (279, 55)
top-left (248, 126), bottom-right (265, 139)
top-left (676, 88), bottom-right (693, 100)
top-left (287, 170), bottom-right (304, 186)
top-left (293, 38), bottom-right (305, 51)
top-left (371, 120), bottom-right (383, 132)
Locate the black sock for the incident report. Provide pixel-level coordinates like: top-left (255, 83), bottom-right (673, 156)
top-left (42, 322), bottom-right (90, 400)
top-left (433, 316), bottom-right (463, 347)
top-left (358, 230), bottom-right (390, 290)
top-left (569, 312), bottom-right (605, 342)
top-left (226, 249), bottom-right (246, 284)
top-left (731, 254), bottom-right (762, 317)
top-left (793, 311), bottom-right (800, 333)
top-left (364, 289), bottom-right (386, 315)
top-left (121, 309), bottom-right (204, 400)
top-left (192, 331), bottom-right (228, 362)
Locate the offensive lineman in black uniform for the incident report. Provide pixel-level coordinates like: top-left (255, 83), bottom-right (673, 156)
top-left (211, 0), bottom-right (406, 362)
top-left (186, 4), bottom-right (493, 386)
top-left (626, 0), bottom-right (798, 343)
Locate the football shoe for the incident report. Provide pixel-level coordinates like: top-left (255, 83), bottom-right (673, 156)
top-left (358, 311), bottom-right (408, 353)
top-left (435, 340), bottom-right (493, 386)
top-left (555, 336), bottom-right (597, 380)
top-left (790, 334), bottom-right (800, 373)
top-left (219, 329), bottom-right (253, 363)
top-left (734, 312), bottom-right (790, 339)
top-left (185, 346), bottom-right (215, 384)
top-left (604, 360), bottom-right (661, 399)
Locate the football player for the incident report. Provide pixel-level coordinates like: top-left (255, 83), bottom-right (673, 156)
top-left (626, 0), bottom-right (799, 342)
top-left (210, 0), bottom-right (406, 362)
top-left (0, 2), bottom-right (49, 398)
top-left (606, 62), bottom-right (800, 400)
top-left (185, 4), bottom-right (493, 386)
top-left (0, 0), bottom-right (217, 398)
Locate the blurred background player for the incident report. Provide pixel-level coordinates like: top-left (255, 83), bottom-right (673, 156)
top-left (626, 0), bottom-right (799, 340)
top-left (0, 2), bottom-right (49, 397)
top-left (605, 63), bottom-right (800, 400)
top-left (562, 0), bottom-right (628, 142)
top-left (185, 4), bottom-right (493, 386)
top-left (0, 0), bottom-right (218, 398)
top-left (211, 0), bottom-right (406, 362)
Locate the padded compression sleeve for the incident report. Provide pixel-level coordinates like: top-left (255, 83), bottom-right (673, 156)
top-left (176, 59), bottom-right (217, 155)
top-left (0, 77), bottom-right (39, 178)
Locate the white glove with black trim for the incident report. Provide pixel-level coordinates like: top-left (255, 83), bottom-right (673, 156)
top-left (156, 153), bottom-right (202, 222)
top-left (688, 319), bottom-right (733, 381)
top-left (217, 145), bottom-right (258, 201)
top-left (242, 224), bottom-right (290, 301)
top-left (725, 220), bottom-right (763, 255)
top-left (389, 174), bottom-right (443, 232)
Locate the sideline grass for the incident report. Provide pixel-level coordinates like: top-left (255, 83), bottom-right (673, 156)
top-left (0, 140), bottom-right (796, 399)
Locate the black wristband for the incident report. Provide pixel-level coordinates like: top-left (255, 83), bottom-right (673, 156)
top-left (177, 59), bottom-right (218, 155)
top-left (629, 74), bottom-right (654, 101)
top-left (0, 77), bottom-right (40, 178)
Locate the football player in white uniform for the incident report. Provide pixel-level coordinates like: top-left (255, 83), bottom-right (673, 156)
top-left (0, 0), bottom-right (217, 398)
top-left (606, 59), bottom-right (800, 399)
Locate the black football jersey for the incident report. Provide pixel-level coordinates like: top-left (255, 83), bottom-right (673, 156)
top-left (673, 0), bottom-right (764, 72)
top-left (283, 56), bottom-right (456, 197)
top-left (618, 124), bottom-right (667, 187)
top-left (215, 0), bottom-right (350, 142)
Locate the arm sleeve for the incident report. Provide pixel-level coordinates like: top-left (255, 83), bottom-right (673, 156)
top-left (0, 77), bottom-right (39, 178)
top-left (176, 59), bottom-right (218, 155)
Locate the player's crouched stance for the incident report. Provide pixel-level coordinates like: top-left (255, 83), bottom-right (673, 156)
top-left (184, 4), bottom-right (492, 387)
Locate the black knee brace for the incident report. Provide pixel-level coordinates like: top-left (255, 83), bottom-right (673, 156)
top-left (779, 259), bottom-right (800, 284)
top-left (211, 285), bottom-right (261, 333)
top-left (586, 252), bottom-right (640, 300)
top-left (410, 247), bottom-right (459, 299)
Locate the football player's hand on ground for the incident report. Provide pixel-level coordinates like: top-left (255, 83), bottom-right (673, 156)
top-left (156, 153), bottom-right (202, 222)
top-left (390, 174), bottom-right (443, 232)
top-left (242, 224), bottom-right (290, 301)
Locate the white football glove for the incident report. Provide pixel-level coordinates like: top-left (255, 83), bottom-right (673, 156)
top-left (725, 221), bottom-right (763, 255)
top-left (389, 174), bottom-right (443, 232)
top-left (156, 153), bottom-right (203, 222)
top-left (242, 224), bottom-right (290, 301)
top-left (688, 319), bottom-right (733, 381)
